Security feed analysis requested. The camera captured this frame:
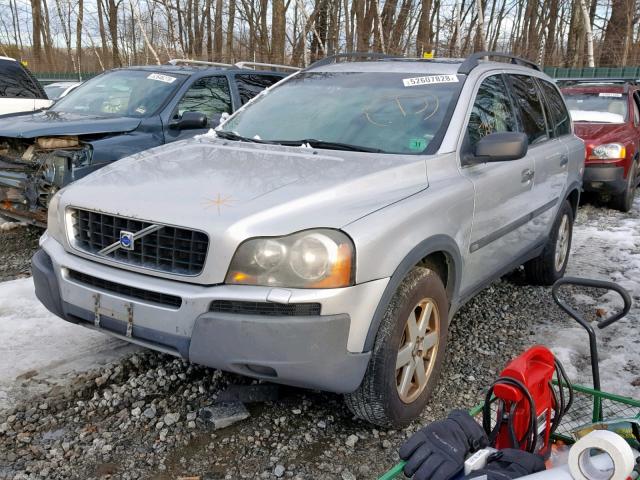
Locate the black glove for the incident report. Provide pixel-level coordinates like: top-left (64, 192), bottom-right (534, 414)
top-left (400, 410), bottom-right (489, 480)
top-left (465, 449), bottom-right (546, 479)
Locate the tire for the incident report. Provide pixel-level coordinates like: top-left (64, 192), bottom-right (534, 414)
top-left (344, 267), bottom-right (448, 427)
top-left (524, 200), bottom-right (573, 286)
top-left (611, 161), bottom-right (637, 213)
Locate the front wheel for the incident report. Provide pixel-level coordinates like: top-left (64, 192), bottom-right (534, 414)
top-left (611, 161), bottom-right (637, 212)
top-left (524, 200), bottom-right (574, 285)
top-left (344, 267), bottom-right (448, 427)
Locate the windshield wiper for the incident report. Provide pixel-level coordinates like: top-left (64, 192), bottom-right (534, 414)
top-left (215, 130), bottom-right (275, 144)
top-left (273, 139), bottom-right (384, 153)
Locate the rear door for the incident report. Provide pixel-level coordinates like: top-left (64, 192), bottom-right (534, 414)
top-left (459, 73), bottom-right (538, 292)
top-left (233, 73), bottom-right (286, 106)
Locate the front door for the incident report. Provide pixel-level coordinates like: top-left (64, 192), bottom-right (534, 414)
top-left (459, 73), bottom-right (538, 293)
top-left (165, 75), bottom-right (233, 142)
top-left (508, 75), bottom-right (570, 242)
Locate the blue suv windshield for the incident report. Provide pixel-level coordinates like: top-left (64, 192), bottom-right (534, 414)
top-left (51, 70), bottom-right (186, 118)
top-left (222, 71), bottom-right (462, 154)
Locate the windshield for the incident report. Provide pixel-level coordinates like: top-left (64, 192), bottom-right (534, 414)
top-left (222, 72), bottom-right (462, 154)
top-left (51, 70), bottom-right (185, 117)
top-left (563, 92), bottom-right (627, 124)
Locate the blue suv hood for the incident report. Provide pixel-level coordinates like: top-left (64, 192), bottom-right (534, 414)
top-left (0, 111), bottom-right (141, 138)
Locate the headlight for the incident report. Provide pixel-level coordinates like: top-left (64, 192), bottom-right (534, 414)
top-left (590, 143), bottom-right (625, 159)
top-left (226, 229), bottom-right (355, 288)
top-left (46, 190), bottom-right (65, 244)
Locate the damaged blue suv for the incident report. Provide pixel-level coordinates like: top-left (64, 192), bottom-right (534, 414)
top-left (0, 60), bottom-right (293, 225)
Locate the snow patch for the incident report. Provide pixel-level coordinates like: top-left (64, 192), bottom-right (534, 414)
top-left (537, 195), bottom-right (640, 398)
top-left (0, 216), bottom-right (27, 232)
top-left (570, 110), bottom-right (624, 124)
top-left (0, 277), bottom-right (138, 411)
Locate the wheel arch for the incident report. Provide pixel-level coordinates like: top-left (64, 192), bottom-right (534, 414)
top-left (362, 235), bottom-right (462, 352)
top-left (565, 183), bottom-right (581, 219)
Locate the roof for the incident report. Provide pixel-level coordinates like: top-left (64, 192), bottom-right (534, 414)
top-left (306, 52), bottom-right (544, 76)
top-left (312, 59), bottom-right (463, 74)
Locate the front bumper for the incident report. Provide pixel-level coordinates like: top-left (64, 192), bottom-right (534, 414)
top-left (583, 165), bottom-right (626, 194)
top-left (33, 237), bottom-right (388, 393)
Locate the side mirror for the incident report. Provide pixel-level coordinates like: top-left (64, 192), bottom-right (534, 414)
top-left (468, 132), bottom-right (529, 164)
top-left (170, 111), bottom-right (208, 130)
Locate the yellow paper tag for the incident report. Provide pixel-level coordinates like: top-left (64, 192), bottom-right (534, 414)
top-left (423, 51), bottom-right (434, 59)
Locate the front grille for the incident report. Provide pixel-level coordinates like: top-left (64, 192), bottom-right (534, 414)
top-left (68, 270), bottom-right (183, 309)
top-left (70, 209), bottom-right (209, 275)
top-left (210, 300), bottom-right (322, 316)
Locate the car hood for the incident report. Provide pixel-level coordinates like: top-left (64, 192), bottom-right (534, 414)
top-left (0, 110), bottom-right (141, 138)
top-left (61, 138), bottom-right (428, 237)
top-left (573, 122), bottom-right (630, 145)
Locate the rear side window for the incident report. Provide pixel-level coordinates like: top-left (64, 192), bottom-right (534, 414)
top-left (508, 74), bottom-right (548, 145)
top-left (0, 60), bottom-right (42, 99)
top-left (177, 76), bottom-right (232, 121)
top-left (539, 80), bottom-right (571, 137)
top-left (467, 74), bottom-right (518, 147)
top-left (235, 74), bottom-right (284, 105)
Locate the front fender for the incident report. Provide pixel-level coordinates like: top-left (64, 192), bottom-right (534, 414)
top-left (362, 235), bottom-right (462, 352)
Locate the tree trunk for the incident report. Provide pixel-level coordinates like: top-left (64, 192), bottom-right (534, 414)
top-left (599, 0), bottom-right (633, 66)
top-left (76, 0), bottom-right (84, 73)
top-left (212, 0), bottom-right (222, 59)
top-left (226, 0), bottom-right (235, 61)
top-left (272, 0), bottom-right (286, 63)
top-left (579, 0), bottom-right (594, 67)
top-left (107, 0), bottom-right (121, 66)
top-left (415, 0), bottom-right (433, 56)
top-left (31, 0), bottom-right (43, 65)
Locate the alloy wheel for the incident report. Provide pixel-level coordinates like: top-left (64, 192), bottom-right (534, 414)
top-left (554, 214), bottom-right (570, 272)
top-left (395, 298), bottom-right (440, 403)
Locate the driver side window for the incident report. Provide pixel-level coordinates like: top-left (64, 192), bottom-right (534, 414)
top-left (467, 75), bottom-right (517, 148)
top-left (176, 76), bottom-right (232, 124)
top-left (632, 92), bottom-right (640, 125)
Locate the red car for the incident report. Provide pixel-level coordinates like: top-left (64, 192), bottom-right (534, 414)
top-left (561, 79), bottom-right (640, 211)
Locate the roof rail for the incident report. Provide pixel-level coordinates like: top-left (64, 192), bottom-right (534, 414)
top-left (555, 77), bottom-right (638, 85)
top-left (457, 51), bottom-right (540, 75)
top-left (167, 59), bottom-right (234, 68)
top-left (307, 52), bottom-right (401, 69)
top-left (234, 61), bottom-right (300, 72)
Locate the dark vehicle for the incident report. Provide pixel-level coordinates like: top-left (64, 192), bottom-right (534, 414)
top-left (0, 59), bottom-right (295, 225)
top-left (560, 78), bottom-right (640, 211)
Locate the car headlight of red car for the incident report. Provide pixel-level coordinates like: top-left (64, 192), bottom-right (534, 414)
top-left (590, 143), bottom-right (625, 160)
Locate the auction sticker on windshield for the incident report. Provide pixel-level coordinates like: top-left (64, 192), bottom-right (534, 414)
top-left (402, 75), bottom-right (459, 87)
top-left (147, 73), bottom-right (177, 84)
top-left (599, 92), bottom-right (622, 97)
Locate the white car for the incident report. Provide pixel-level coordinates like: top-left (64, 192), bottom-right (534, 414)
top-left (0, 57), bottom-right (52, 115)
top-left (44, 81), bottom-right (82, 101)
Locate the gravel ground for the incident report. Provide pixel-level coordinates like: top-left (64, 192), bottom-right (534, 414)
top-left (0, 221), bottom-right (40, 282)
top-left (0, 196), bottom-right (634, 480)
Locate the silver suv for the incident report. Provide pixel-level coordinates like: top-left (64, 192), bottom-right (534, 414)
top-left (33, 52), bottom-right (584, 427)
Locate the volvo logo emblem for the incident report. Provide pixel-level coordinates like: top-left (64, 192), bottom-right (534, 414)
top-left (119, 231), bottom-right (135, 251)
top-left (98, 224), bottom-right (163, 257)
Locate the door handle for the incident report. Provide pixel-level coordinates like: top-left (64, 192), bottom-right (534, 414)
top-left (560, 155), bottom-right (569, 167)
top-left (521, 168), bottom-right (534, 183)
